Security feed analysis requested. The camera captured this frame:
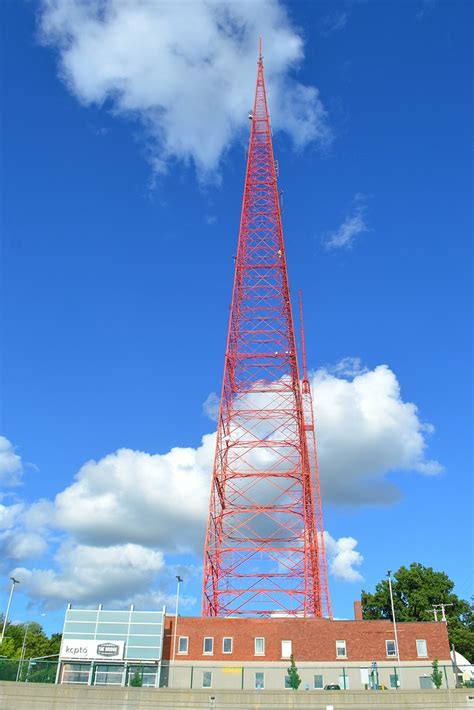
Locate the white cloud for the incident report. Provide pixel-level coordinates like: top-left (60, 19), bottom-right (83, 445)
top-left (0, 436), bottom-right (23, 487)
top-left (54, 435), bottom-right (215, 550)
top-left (38, 0), bottom-right (331, 178)
top-left (4, 532), bottom-right (48, 560)
top-left (325, 194), bottom-right (368, 249)
top-left (202, 391), bottom-right (220, 421)
top-left (326, 356), bottom-right (367, 378)
top-left (0, 500), bottom-right (50, 561)
top-left (324, 532), bottom-right (363, 582)
top-left (313, 363), bottom-right (442, 505)
top-left (12, 542), bottom-right (165, 607)
top-left (4, 360), bottom-right (442, 607)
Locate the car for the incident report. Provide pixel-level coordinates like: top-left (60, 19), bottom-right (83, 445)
top-left (324, 684), bottom-right (341, 690)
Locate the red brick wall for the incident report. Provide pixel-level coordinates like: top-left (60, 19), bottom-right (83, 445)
top-left (165, 616), bottom-right (450, 662)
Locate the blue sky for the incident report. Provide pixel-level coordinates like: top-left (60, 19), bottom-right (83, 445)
top-left (1, 0), bottom-right (472, 635)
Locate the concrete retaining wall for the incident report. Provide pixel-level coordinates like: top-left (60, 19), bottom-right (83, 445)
top-left (1, 682), bottom-right (474, 709)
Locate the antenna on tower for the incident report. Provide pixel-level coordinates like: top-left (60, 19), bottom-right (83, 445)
top-left (259, 37), bottom-right (263, 63)
top-left (298, 289), bottom-right (309, 386)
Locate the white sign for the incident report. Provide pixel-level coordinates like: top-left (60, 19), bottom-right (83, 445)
top-left (60, 639), bottom-right (124, 660)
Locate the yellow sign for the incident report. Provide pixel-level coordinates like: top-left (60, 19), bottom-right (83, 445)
top-left (222, 667), bottom-right (242, 674)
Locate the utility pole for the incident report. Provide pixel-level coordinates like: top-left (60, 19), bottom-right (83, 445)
top-left (435, 603), bottom-right (453, 623)
top-left (387, 570), bottom-right (401, 688)
top-left (0, 577), bottom-right (20, 646)
top-left (170, 575), bottom-right (183, 688)
top-left (16, 622), bottom-right (30, 682)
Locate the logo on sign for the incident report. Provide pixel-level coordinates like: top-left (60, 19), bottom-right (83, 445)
top-left (97, 643), bottom-right (120, 657)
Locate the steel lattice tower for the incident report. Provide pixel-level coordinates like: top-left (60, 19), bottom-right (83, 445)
top-left (202, 46), bottom-right (332, 618)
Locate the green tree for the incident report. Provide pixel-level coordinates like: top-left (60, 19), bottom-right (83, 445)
top-left (130, 670), bottom-right (143, 687)
top-left (361, 563), bottom-right (474, 661)
top-left (431, 658), bottom-right (443, 689)
top-left (0, 617), bottom-right (62, 661)
top-left (287, 654), bottom-right (301, 690)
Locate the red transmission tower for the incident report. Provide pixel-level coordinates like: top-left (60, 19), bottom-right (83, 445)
top-left (202, 44), bottom-right (331, 618)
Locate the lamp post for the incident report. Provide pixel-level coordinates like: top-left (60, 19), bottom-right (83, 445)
top-left (387, 570), bottom-right (401, 687)
top-left (16, 622), bottom-right (30, 682)
top-left (170, 575), bottom-right (183, 688)
top-left (0, 577), bottom-right (20, 646)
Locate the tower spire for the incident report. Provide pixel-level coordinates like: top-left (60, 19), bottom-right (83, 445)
top-left (202, 49), bottom-right (331, 617)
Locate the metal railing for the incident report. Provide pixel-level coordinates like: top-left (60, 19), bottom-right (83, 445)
top-left (0, 658), bottom-right (58, 683)
top-left (1, 659), bottom-right (469, 691)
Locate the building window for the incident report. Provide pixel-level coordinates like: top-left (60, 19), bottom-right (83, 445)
top-left (178, 636), bottom-right (188, 654)
top-left (94, 664), bottom-right (124, 686)
top-left (386, 639), bottom-right (397, 657)
top-left (419, 675), bottom-right (432, 689)
top-left (255, 672), bottom-right (265, 689)
top-left (336, 640), bottom-right (347, 658)
top-left (284, 675), bottom-right (292, 689)
top-left (254, 637), bottom-right (265, 655)
top-left (61, 663), bottom-right (90, 684)
top-left (127, 666), bottom-right (157, 688)
top-left (223, 637), bottom-right (233, 654)
top-left (203, 637), bottom-right (214, 655)
top-left (314, 674), bottom-right (324, 689)
top-left (416, 639), bottom-right (428, 657)
top-left (202, 671), bottom-right (212, 688)
top-left (281, 640), bottom-right (292, 658)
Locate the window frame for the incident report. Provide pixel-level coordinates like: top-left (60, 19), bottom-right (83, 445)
top-left (314, 674), bottom-right (324, 689)
top-left (202, 671), bottom-right (212, 688)
top-left (255, 671), bottom-right (265, 689)
top-left (177, 636), bottom-right (189, 655)
top-left (281, 639), bottom-right (292, 659)
top-left (254, 637), bottom-right (265, 656)
top-left (222, 636), bottom-right (233, 654)
top-left (416, 639), bottom-right (428, 657)
top-left (386, 639), bottom-right (397, 657)
top-left (336, 639), bottom-right (347, 658)
top-left (202, 637), bottom-right (214, 655)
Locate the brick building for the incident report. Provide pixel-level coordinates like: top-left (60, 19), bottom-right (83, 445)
top-left (57, 602), bottom-right (452, 691)
top-left (164, 607), bottom-right (451, 691)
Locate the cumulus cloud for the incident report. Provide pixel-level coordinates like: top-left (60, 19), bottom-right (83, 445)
top-left (324, 532), bottom-right (363, 582)
top-left (54, 435), bottom-right (215, 550)
top-left (325, 194), bottom-right (369, 249)
top-left (52, 361), bottom-right (440, 553)
top-left (0, 500), bottom-right (50, 562)
top-left (0, 436), bottom-right (23, 487)
top-left (12, 542), bottom-right (165, 607)
top-left (38, 0), bottom-right (331, 177)
top-left (3, 360), bottom-right (442, 607)
top-left (313, 363), bottom-right (442, 504)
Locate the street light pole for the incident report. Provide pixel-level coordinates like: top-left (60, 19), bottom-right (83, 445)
top-left (387, 570), bottom-right (401, 687)
top-left (170, 575), bottom-right (183, 688)
top-left (0, 577), bottom-right (20, 646)
top-left (16, 622), bottom-right (30, 682)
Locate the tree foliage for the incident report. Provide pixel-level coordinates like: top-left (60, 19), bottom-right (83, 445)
top-left (130, 670), bottom-right (143, 687)
top-left (287, 654), bottom-right (301, 690)
top-left (0, 618), bottom-right (61, 661)
top-left (361, 563), bottom-right (474, 661)
top-left (431, 658), bottom-right (443, 689)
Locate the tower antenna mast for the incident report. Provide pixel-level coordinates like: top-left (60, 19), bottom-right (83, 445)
top-left (202, 48), bottom-right (331, 617)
